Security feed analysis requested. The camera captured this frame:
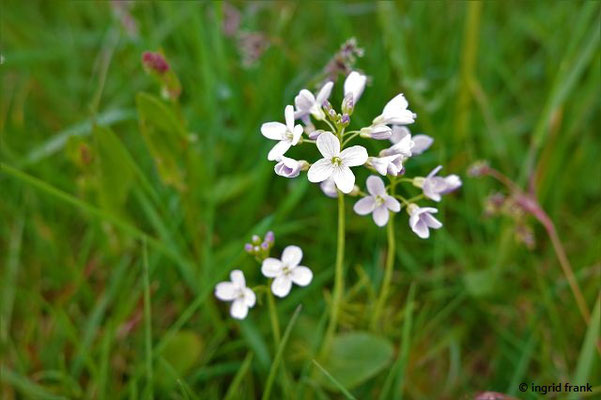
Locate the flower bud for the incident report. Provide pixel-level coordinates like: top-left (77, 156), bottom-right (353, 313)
top-left (308, 129), bottom-right (324, 140)
top-left (260, 241), bottom-right (269, 250)
top-left (412, 177), bottom-right (425, 188)
top-left (265, 231), bottom-right (275, 243)
top-left (252, 235), bottom-right (261, 244)
top-left (341, 93), bottom-right (354, 115)
top-left (244, 243), bottom-right (253, 253)
top-left (468, 161), bottom-right (490, 177)
top-left (360, 124), bottom-right (392, 140)
top-left (274, 156), bottom-right (302, 178)
top-left (340, 114), bottom-right (350, 127)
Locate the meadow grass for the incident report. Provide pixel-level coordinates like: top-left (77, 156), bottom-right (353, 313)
top-left (1, 1), bottom-right (600, 399)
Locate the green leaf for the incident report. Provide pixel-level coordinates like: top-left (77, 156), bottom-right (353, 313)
top-left (93, 125), bottom-right (135, 214)
top-left (321, 332), bottom-right (394, 390)
top-left (160, 330), bottom-right (203, 376)
top-left (569, 296), bottom-right (600, 400)
top-left (135, 92), bottom-right (187, 189)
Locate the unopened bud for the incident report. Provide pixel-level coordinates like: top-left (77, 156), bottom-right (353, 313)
top-left (341, 93), bottom-right (355, 115)
top-left (265, 231), bottom-right (275, 243)
top-left (251, 235), bottom-right (261, 244)
top-left (340, 114), bottom-right (350, 127)
top-left (142, 51), bottom-right (169, 74)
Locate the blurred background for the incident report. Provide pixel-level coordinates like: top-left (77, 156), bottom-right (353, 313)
top-left (1, 1), bottom-right (600, 399)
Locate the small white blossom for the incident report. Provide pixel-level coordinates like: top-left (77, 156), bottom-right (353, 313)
top-left (261, 245), bottom-right (313, 297)
top-left (307, 132), bottom-right (368, 194)
top-left (353, 176), bottom-right (401, 226)
top-left (360, 124), bottom-right (392, 140)
top-left (407, 204), bottom-right (442, 239)
top-left (367, 154), bottom-right (404, 176)
top-left (294, 81), bottom-right (334, 121)
top-left (274, 156), bottom-right (306, 178)
top-left (320, 177), bottom-right (338, 198)
top-left (380, 130), bottom-right (414, 158)
top-left (414, 166), bottom-right (462, 202)
top-left (344, 71), bottom-right (367, 104)
top-left (261, 105), bottom-right (304, 161)
top-left (373, 94), bottom-right (416, 126)
top-left (214, 270), bottom-right (256, 319)
top-left (390, 126), bottom-right (433, 155)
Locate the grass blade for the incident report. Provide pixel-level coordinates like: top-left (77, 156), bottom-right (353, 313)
top-left (143, 240), bottom-right (154, 400)
top-left (312, 359), bottom-right (357, 400)
top-left (224, 352), bottom-right (254, 400)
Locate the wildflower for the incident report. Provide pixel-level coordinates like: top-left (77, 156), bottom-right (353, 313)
top-left (320, 177), bottom-right (338, 198)
top-left (261, 105), bottom-right (303, 161)
top-left (307, 132), bottom-right (368, 194)
top-left (413, 166), bottom-right (462, 202)
top-left (215, 270), bottom-right (256, 319)
top-left (294, 81), bottom-right (334, 121)
top-left (379, 131), bottom-right (414, 158)
top-left (274, 156), bottom-right (307, 178)
top-left (372, 94), bottom-right (416, 126)
top-left (261, 245), bottom-right (313, 297)
top-left (390, 126), bottom-right (433, 155)
top-left (367, 154), bottom-right (404, 177)
top-left (344, 71), bottom-right (367, 104)
top-left (353, 176), bottom-right (401, 226)
top-left (142, 51), bottom-right (169, 74)
top-left (407, 204), bottom-right (442, 239)
top-left (360, 124), bottom-right (392, 140)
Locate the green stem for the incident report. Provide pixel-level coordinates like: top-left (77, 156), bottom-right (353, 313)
top-left (342, 131), bottom-right (362, 147)
top-left (267, 287), bottom-right (281, 346)
top-left (370, 209), bottom-right (396, 330)
top-left (320, 192), bottom-right (346, 358)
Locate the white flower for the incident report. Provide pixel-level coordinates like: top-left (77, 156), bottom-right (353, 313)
top-left (274, 156), bottom-right (305, 178)
top-left (261, 245), bottom-right (313, 297)
top-left (373, 94), bottom-right (416, 126)
top-left (367, 154), bottom-right (404, 176)
top-left (380, 130), bottom-right (414, 158)
top-left (415, 166), bottom-right (462, 202)
top-left (390, 126), bottom-right (433, 155)
top-left (344, 71), bottom-right (367, 104)
top-left (214, 270), bottom-right (256, 319)
top-left (360, 124), bottom-right (392, 140)
top-left (407, 204), bottom-right (442, 239)
top-left (307, 132), bottom-right (368, 194)
top-left (261, 105), bottom-right (304, 161)
top-left (320, 177), bottom-right (338, 198)
top-left (353, 176), bottom-right (401, 226)
top-left (294, 81), bottom-right (334, 121)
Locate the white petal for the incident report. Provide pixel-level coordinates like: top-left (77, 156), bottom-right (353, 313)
top-left (332, 166), bottom-right (355, 194)
top-left (285, 105), bottom-right (295, 131)
top-left (271, 275), bottom-right (292, 298)
top-left (261, 258), bottom-right (283, 278)
top-left (385, 196), bottom-right (401, 212)
top-left (215, 282), bottom-right (237, 301)
top-left (316, 81), bottom-right (334, 104)
top-left (369, 157), bottom-right (389, 176)
top-left (261, 122), bottom-right (287, 140)
top-left (281, 245), bottom-right (303, 267)
top-left (291, 266), bottom-right (313, 286)
top-left (308, 158), bottom-right (334, 183)
top-left (427, 165), bottom-right (443, 179)
top-left (243, 288), bottom-right (256, 307)
top-left (230, 299), bottom-right (249, 319)
top-left (316, 131), bottom-right (340, 158)
top-left (340, 145), bottom-right (368, 167)
top-left (344, 71), bottom-right (367, 103)
top-left (373, 205), bottom-right (389, 227)
top-left (353, 196), bottom-right (376, 215)
top-left (230, 270), bottom-right (246, 287)
top-left (423, 213), bottom-right (443, 229)
top-left (382, 93), bottom-right (409, 117)
top-left (267, 140), bottom-right (292, 161)
top-left (366, 175), bottom-right (386, 196)
top-left (291, 125), bottom-right (303, 145)
top-left (390, 126), bottom-right (410, 144)
top-left (442, 175), bottom-right (462, 193)
top-left (421, 207), bottom-right (439, 214)
top-left (411, 219), bottom-right (430, 239)
top-left (295, 89), bottom-right (315, 112)
top-left (411, 134), bottom-right (433, 154)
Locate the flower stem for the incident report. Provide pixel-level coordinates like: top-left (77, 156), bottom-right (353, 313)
top-left (371, 181), bottom-right (397, 330)
top-left (267, 287), bottom-right (281, 346)
top-left (320, 192), bottom-right (346, 358)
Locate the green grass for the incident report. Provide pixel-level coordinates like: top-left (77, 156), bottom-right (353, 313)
top-left (1, 1), bottom-right (600, 399)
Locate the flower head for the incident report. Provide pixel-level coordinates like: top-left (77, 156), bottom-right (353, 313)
top-left (407, 204), bottom-right (442, 239)
top-left (261, 105), bottom-right (304, 161)
top-left (390, 126), bottom-right (433, 155)
top-left (261, 245), bottom-right (313, 297)
top-left (414, 166), bottom-right (462, 202)
top-left (344, 71), bottom-right (367, 104)
top-left (215, 270), bottom-right (256, 319)
top-left (353, 176), bottom-right (401, 226)
top-left (294, 81), bottom-right (334, 121)
top-left (373, 94), bottom-right (416, 126)
top-left (367, 154), bottom-right (404, 176)
top-left (307, 132), bottom-right (368, 194)
top-left (274, 156), bottom-right (307, 178)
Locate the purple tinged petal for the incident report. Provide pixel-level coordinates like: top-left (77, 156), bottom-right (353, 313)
top-left (366, 175), bottom-right (386, 196)
top-left (353, 196), bottom-right (376, 215)
top-left (372, 205), bottom-right (389, 227)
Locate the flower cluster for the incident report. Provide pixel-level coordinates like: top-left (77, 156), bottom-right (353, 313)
top-left (260, 71), bottom-right (461, 238)
top-left (215, 232), bottom-right (313, 319)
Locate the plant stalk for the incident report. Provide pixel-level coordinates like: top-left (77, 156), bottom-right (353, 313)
top-left (371, 208), bottom-right (396, 330)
